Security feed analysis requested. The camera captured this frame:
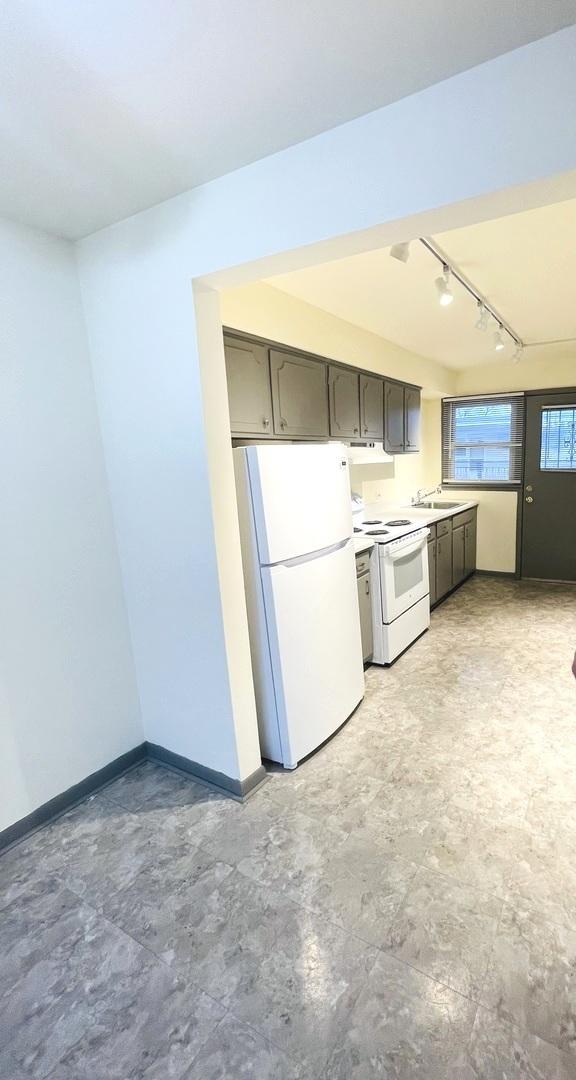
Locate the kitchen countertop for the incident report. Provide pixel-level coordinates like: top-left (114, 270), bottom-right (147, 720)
top-left (353, 536), bottom-right (375, 555)
top-left (355, 499), bottom-right (479, 543)
top-left (398, 499), bottom-right (479, 526)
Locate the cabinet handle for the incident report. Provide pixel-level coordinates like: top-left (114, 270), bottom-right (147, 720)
top-left (262, 417), bottom-right (270, 428)
top-left (354, 427), bottom-right (359, 435)
top-left (365, 579), bottom-right (370, 594)
top-left (364, 426), bottom-right (368, 434)
top-left (280, 418), bottom-right (287, 429)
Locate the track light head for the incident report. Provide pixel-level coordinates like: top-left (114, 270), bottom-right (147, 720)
top-left (494, 326), bottom-right (505, 352)
top-left (435, 265), bottom-right (453, 306)
top-left (475, 302), bottom-right (489, 332)
top-left (390, 241), bottom-right (411, 263)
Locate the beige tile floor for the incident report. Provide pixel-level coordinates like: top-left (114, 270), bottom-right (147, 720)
top-left (1, 576), bottom-right (576, 1078)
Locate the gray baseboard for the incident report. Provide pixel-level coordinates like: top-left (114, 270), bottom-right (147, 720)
top-left (145, 742), bottom-right (268, 800)
top-left (0, 740), bottom-right (268, 856)
top-left (0, 743), bottom-right (147, 854)
top-left (475, 569), bottom-right (517, 579)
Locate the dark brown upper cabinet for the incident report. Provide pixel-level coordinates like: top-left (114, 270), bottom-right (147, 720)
top-left (269, 350), bottom-right (329, 438)
top-left (224, 335), bottom-right (273, 436)
top-left (328, 366), bottom-right (360, 439)
top-left (404, 386), bottom-right (421, 452)
top-left (384, 380), bottom-right (421, 453)
top-left (384, 381), bottom-right (405, 453)
top-left (224, 329), bottom-right (420, 452)
top-left (360, 374), bottom-right (384, 441)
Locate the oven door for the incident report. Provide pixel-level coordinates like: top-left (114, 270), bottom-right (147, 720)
top-left (378, 534), bottom-right (430, 623)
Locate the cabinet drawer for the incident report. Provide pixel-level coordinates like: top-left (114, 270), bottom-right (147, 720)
top-left (436, 518), bottom-right (452, 538)
top-left (453, 507), bottom-right (476, 528)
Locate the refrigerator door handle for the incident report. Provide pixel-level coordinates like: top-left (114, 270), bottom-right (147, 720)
top-left (270, 537), bottom-right (350, 569)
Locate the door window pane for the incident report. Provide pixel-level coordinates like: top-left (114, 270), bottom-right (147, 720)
top-left (540, 407), bottom-right (576, 471)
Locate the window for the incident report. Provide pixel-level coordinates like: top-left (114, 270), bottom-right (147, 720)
top-left (442, 394), bottom-right (525, 486)
top-left (540, 406), bottom-right (576, 471)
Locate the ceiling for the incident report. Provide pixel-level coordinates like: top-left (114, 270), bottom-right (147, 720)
top-left (267, 199), bottom-right (576, 370)
top-left (2, 3), bottom-right (576, 239)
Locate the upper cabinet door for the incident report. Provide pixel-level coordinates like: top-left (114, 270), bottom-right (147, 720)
top-left (328, 366), bottom-right (360, 439)
top-left (224, 336), bottom-right (272, 435)
top-left (360, 375), bottom-right (384, 441)
top-left (270, 351), bottom-right (329, 438)
top-left (404, 386), bottom-right (421, 452)
top-left (384, 381), bottom-right (405, 453)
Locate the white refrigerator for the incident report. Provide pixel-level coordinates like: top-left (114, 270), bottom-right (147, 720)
top-left (234, 442), bottom-right (364, 769)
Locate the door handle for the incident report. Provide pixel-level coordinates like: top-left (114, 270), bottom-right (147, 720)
top-left (525, 496), bottom-right (533, 503)
top-left (365, 579), bottom-right (370, 595)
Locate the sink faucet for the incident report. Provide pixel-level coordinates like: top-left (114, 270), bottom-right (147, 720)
top-left (412, 485), bottom-right (442, 505)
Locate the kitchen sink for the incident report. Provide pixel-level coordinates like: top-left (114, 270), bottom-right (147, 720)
top-left (413, 500), bottom-right (464, 509)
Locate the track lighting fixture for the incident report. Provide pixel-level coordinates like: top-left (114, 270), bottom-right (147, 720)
top-left (405, 237), bottom-right (523, 357)
top-left (475, 302), bottom-right (489, 332)
top-left (435, 265), bottom-right (454, 306)
top-left (389, 241), bottom-right (411, 263)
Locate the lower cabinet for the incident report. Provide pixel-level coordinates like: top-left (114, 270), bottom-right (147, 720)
top-left (436, 529), bottom-right (453, 601)
top-left (428, 539), bottom-right (437, 606)
top-left (430, 507), bottom-right (478, 608)
top-left (464, 517), bottom-right (477, 577)
top-left (452, 524), bottom-right (465, 587)
top-left (355, 551), bottom-right (373, 663)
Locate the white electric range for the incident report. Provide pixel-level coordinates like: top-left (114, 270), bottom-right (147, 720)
top-left (352, 502), bottom-right (430, 664)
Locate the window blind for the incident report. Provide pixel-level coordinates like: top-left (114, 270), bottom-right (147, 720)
top-left (442, 393), bottom-right (525, 486)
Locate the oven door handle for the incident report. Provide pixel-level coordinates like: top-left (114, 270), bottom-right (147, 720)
top-left (382, 537), bottom-right (427, 562)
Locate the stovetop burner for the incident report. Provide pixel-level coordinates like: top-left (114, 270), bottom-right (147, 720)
top-left (365, 528), bottom-right (390, 536)
top-left (385, 519), bottom-right (412, 527)
top-left (353, 527), bottom-right (362, 533)
top-left (361, 519), bottom-right (382, 525)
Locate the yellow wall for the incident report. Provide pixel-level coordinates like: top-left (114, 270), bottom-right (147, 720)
top-left (456, 351), bottom-right (576, 396)
top-left (221, 282), bottom-right (456, 397)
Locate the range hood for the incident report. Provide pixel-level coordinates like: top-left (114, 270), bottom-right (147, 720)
top-left (347, 442), bottom-right (393, 465)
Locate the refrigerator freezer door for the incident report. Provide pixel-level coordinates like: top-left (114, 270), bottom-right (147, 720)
top-left (245, 443), bottom-right (352, 564)
top-left (261, 538), bottom-right (364, 767)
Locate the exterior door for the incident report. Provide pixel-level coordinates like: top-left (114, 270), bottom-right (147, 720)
top-left (521, 391), bottom-right (576, 581)
top-left (329, 367), bottom-right (360, 438)
top-left (224, 336), bottom-right (272, 435)
top-left (360, 375), bottom-right (384, 441)
top-left (384, 381), bottom-right (404, 453)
